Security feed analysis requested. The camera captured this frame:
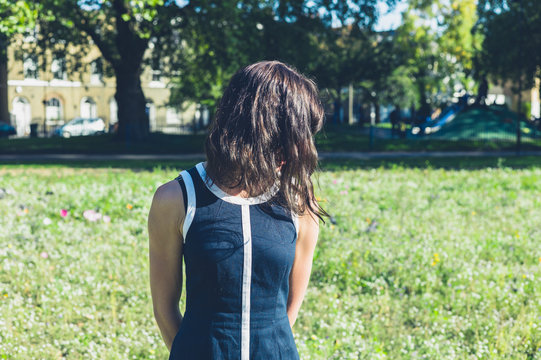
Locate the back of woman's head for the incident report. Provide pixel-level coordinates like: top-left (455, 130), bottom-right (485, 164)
top-left (205, 60), bottom-right (326, 218)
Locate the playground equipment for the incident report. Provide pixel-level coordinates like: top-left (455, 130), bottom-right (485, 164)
top-left (411, 104), bottom-right (462, 136)
top-left (416, 105), bottom-right (540, 141)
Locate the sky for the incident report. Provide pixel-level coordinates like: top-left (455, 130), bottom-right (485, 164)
top-left (374, 1), bottom-right (408, 31)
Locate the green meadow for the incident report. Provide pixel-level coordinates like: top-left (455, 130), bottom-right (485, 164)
top-left (1, 159), bottom-right (540, 359)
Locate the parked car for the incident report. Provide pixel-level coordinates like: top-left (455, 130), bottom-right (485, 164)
top-left (0, 123), bottom-right (16, 138)
top-left (53, 117), bottom-right (106, 138)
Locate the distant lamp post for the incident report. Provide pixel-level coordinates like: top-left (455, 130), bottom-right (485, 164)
top-left (42, 99), bottom-right (47, 137)
top-left (369, 94), bottom-right (376, 151)
top-left (515, 0), bottom-right (526, 155)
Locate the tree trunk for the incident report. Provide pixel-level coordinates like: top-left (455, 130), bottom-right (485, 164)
top-left (0, 35), bottom-right (9, 125)
top-left (416, 77), bottom-right (431, 125)
top-left (419, 93), bottom-right (431, 125)
top-left (516, 77), bottom-right (522, 153)
top-left (536, 77), bottom-right (541, 119)
top-left (106, 0), bottom-right (150, 142)
top-left (348, 83), bottom-right (354, 124)
top-left (333, 97), bottom-right (342, 124)
top-left (114, 66), bottom-right (149, 141)
top-left (374, 100), bottom-right (380, 124)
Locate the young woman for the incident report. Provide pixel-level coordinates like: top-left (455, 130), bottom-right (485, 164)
top-left (148, 61), bottom-right (326, 359)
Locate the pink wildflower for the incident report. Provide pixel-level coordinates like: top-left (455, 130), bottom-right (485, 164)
top-left (83, 210), bottom-right (102, 222)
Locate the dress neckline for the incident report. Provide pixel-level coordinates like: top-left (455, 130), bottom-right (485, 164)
top-left (195, 162), bottom-right (278, 205)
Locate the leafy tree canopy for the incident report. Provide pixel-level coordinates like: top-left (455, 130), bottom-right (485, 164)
top-left (386, 0), bottom-right (479, 120)
top-left (29, 0), bottom-right (187, 140)
top-left (0, 0), bottom-right (35, 36)
top-left (476, 0), bottom-right (541, 94)
top-left (169, 0), bottom-right (399, 117)
top-left (0, 0), bottom-right (36, 124)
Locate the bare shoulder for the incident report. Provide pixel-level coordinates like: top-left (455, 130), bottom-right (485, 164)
top-left (297, 205), bottom-right (320, 247)
top-left (152, 180), bottom-right (184, 207)
top-left (299, 211), bottom-right (319, 225)
top-left (149, 180), bottom-right (185, 227)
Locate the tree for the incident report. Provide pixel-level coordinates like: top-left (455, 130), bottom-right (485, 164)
top-left (388, 0), bottom-right (481, 123)
top-left (393, 14), bottom-right (439, 122)
top-left (168, 1), bottom-right (268, 119)
top-left (32, 0), bottom-right (389, 138)
top-left (476, 0), bottom-right (541, 111)
top-left (305, 0), bottom-right (400, 124)
top-left (476, 0), bottom-right (541, 149)
top-left (168, 0), bottom-right (325, 123)
top-left (170, 0), bottom-right (396, 125)
top-left (355, 31), bottom-right (407, 123)
top-left (437, 0), bottom-right (479, 96)
top-left (0, 0), bottom-right (35, 125)
top-left (310, 25), bottom-right (374, 123)
top-left (34, 0), bottom-right (187, 141)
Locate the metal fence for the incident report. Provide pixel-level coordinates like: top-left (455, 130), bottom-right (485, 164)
top-left (319, 104), bottom-right (541, 152)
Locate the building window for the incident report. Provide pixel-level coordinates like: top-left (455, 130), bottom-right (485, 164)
top-left (80, 97), bottom-right (97, 118)
top-left (12, 97), bottom-right (32, 136)
top-left (23, 55), bottom-right (39, 79)
top-left (90, 59), bottom-right (103, 84)
top-left (146, 100), bottom-right (156, 131)
top-left (109, 98), bottom-right (118, 125)
top-left (51, 58), bottom-right (67, 80)
top-left (45, 97), bottom-right (63, 122)
top-left (151, 69), bottom-right (162, 82)
top-left (166, 107), bottom-right (181, 125)
top-left (23, 26), bottom-right (38, 43)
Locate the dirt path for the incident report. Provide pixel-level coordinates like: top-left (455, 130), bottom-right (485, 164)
top-left (1, 150), bottom-right (540, 163)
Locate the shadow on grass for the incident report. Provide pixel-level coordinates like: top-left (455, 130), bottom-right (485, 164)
top-left (319, 156), bottom-right (541, 171)
top-left (0, 133), bottom-right (206, 155)
top-left (316, 127), bottom-right (541, 152)
top-left (3, 124), bottom-right (541, 155)
top-left (0, 159), bottom-right (198, 171)
top-left (2, 156), bottom-right (541, 172)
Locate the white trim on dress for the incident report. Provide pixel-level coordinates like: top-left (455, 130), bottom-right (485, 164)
top-left (292, 212), bottom-right (299, 238)
top-left (195, 162), bottom-right (277, 205)
top-left (179, 170), bottom-right (196, 243)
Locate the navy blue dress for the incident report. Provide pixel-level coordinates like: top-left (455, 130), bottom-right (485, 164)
top-left (169, 162), bottom-right (300, 359)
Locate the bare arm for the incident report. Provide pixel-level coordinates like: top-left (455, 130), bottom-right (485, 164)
top-left (148, 180), bottom-right (185, 350)
top-left (286, 209), bottom-right (320, 328)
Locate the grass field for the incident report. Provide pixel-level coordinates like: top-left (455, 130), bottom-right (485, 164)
top-left (1, 159), bottom-right (540, 359)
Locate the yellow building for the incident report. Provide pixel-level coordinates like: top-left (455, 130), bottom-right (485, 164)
top-left (488, 79), bottom-right (541, 119)
top-left (6, 38), bottom-right (198, 137)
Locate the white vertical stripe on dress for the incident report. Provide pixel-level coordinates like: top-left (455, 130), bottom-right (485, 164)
top-left (179, 170), bottom-right (196, 243)
top-left (241, 204), bottom-right (252, 360)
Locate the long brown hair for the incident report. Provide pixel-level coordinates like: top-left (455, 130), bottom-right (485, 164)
top-left (205, 60), bottom-right (327, 219)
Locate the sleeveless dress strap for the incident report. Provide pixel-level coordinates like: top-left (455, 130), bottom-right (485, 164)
top-left (292, 212), bottom-right (299, 238)
top-left (175, 176), bottom-right (188, 213)
top-left (177, 170), bottom-right (196, 243)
